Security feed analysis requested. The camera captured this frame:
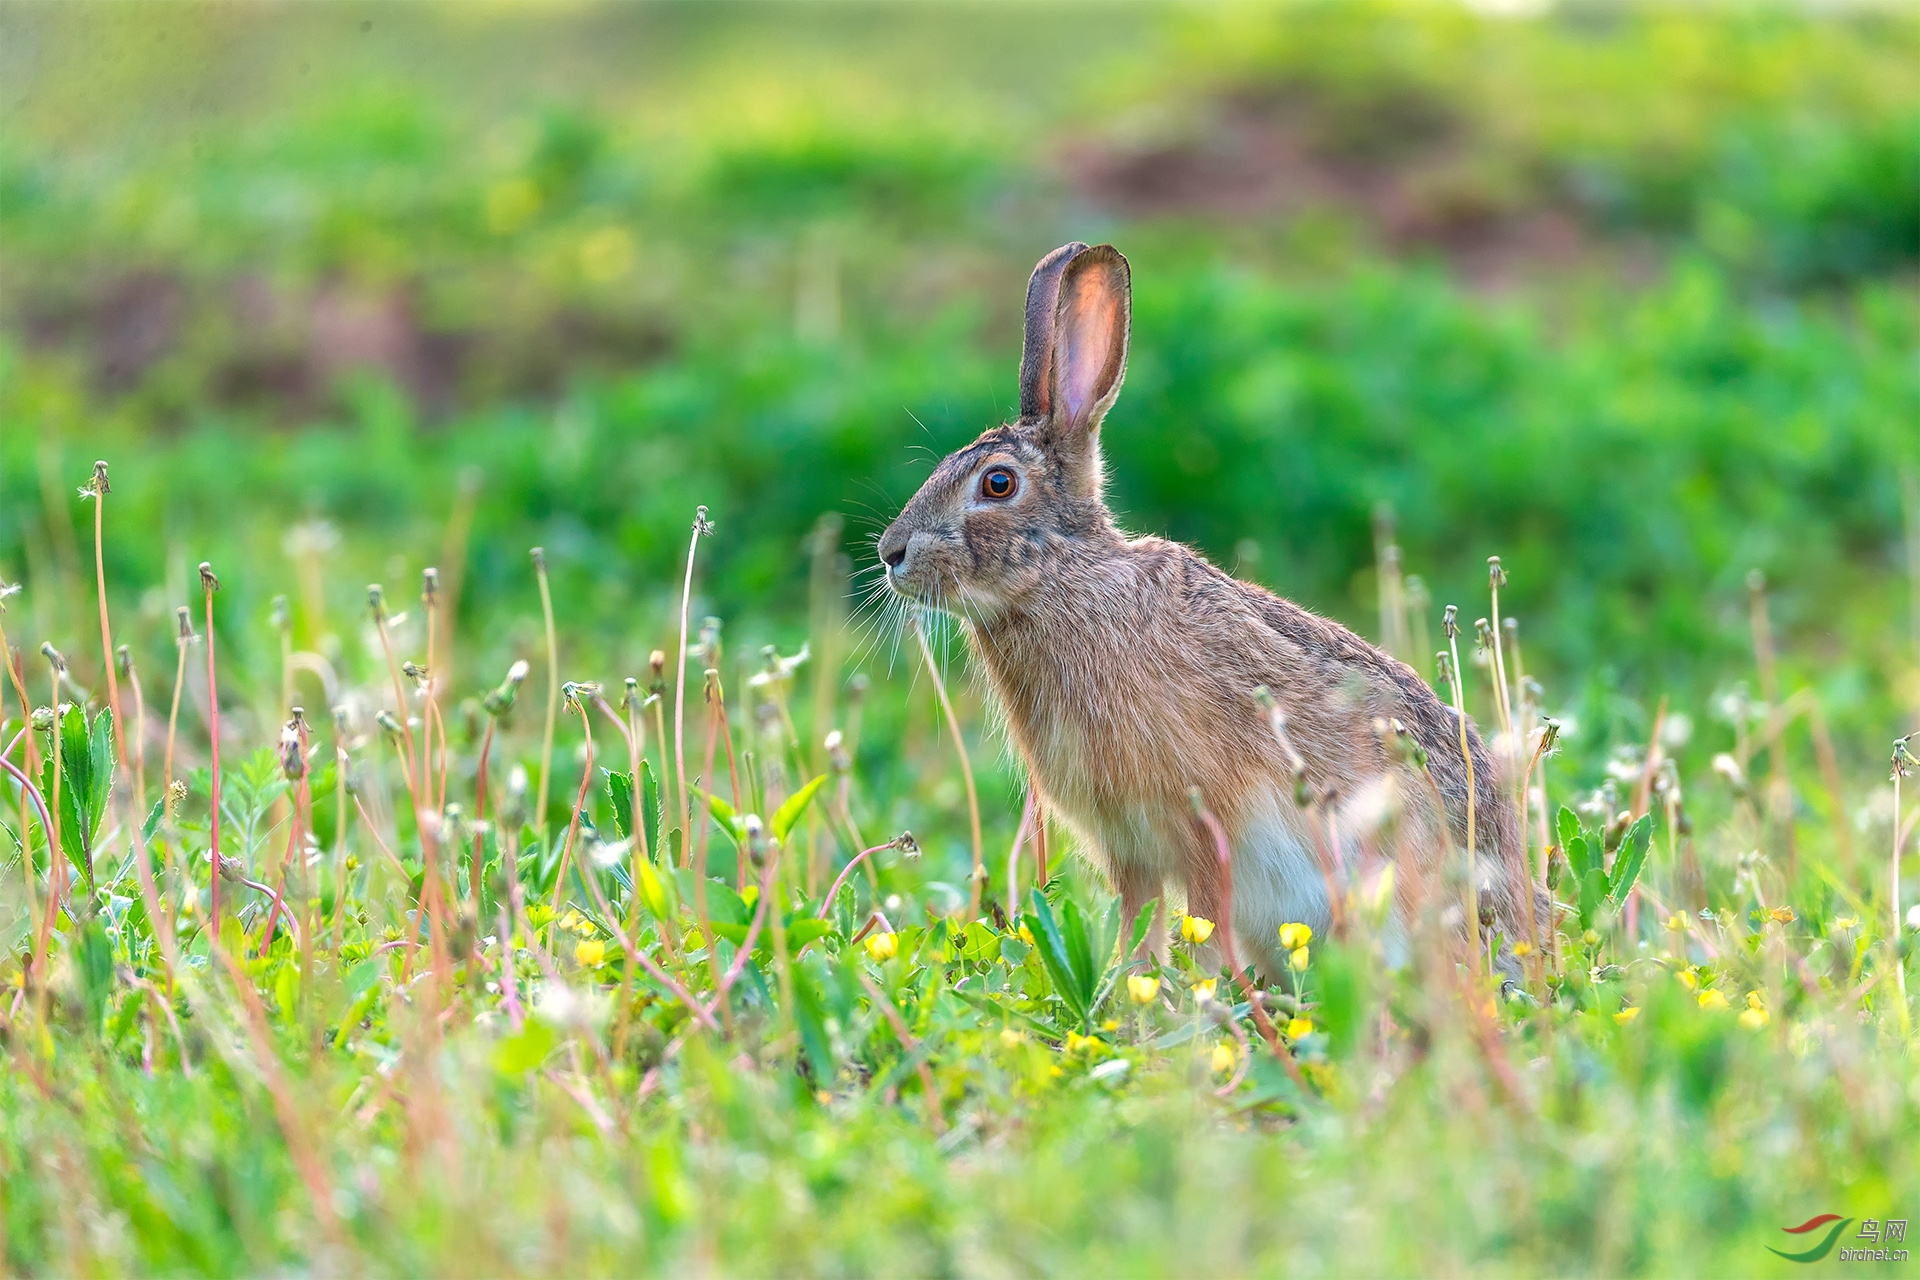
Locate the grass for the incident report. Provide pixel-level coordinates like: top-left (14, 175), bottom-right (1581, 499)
top-left (0, 450), bottom-right (1916, 1274)
top-left (2, 2), bottom-right (1919, 1273)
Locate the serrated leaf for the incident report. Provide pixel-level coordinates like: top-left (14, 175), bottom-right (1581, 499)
top-left (1556, 805), bottom-right (1581, 852)
top-left (1609, 813), bottom-right (1654, 903)
top-left (771, 775), bottom-right (828, 845)
top-left (639, 760), bottom-right (661, 857)
top-left (606, 769), bottom-right (636, 841)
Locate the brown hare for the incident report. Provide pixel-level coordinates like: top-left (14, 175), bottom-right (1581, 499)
top-left (877, 242), bottom-right (1532, 978)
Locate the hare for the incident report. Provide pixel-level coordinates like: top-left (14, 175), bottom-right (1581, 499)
top-left (877, 242), bottom-right (1533, 978)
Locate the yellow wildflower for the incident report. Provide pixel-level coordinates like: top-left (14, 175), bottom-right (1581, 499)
top-left (1677, 969), bottom-right (1699, 991)
top-left (1211, 1042), bottom-right (1237, 1074)
top-left (1614, 1007), bottom-right (1640, 1024)
top-left (1289, 946), bottom-right (1310, 972)
top-left (1049, 1064), bottom-right (1064, 1078)
top-left (1286, 1017), bottom-right (1313, 1040)
top-left (1191, 978), bottom-right (1219, 1004)
top-left (1768, 906), bottom-right (1796, 924)
top-left (1664, 913), bottom-right (1688, 932)
top-left (574, 939), bottom-right (606, 968)
top-left (1279, 922), bottom-right (1313, 950)
top-left (1127, 974), bottom-right (1162, 1005)
top-left (1018, 923), bottom-right (1035, 945)
top-left (1512, 941), bottom-right (1533, 957)
top-left (1698, 989), bottom-right (1729, 1011)
top-left (1181, 916), bottom-right (1215, 945)
top-left (1834, 916), bottom-right (1860, 931)
top-left (1740, 1007), bottom-right (1769, 1030)
top-left (864, 931), bottom-right (899, 962)
top-left (1101, 1019), bottom-right (1120, 1033)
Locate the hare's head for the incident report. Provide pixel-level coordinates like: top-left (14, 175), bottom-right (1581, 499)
top-left (878, 242), bottom-right (1131, 619)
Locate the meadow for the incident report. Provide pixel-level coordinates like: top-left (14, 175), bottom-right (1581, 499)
top-left (1, 2), bottom-right (1918, 1273)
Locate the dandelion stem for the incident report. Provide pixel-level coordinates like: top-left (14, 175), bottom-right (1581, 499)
top-left (914, 617), bottom-right (983, 920)
top-left (674, 510), bottom-right (711, 866)
top-left (202, 564), bottom-right (223, 930)
top-left (1444, 610), bottom-right (1481, 971)
top-left (533, 548), bottom-right (559, 847)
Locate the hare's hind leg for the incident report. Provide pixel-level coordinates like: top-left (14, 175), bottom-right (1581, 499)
top-left (1113, 860), bottom-right (1170, 964)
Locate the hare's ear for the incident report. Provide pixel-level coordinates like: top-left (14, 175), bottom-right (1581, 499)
top-left (1042, 244), bottom-right (1130, 491)
top-left (1017, 241), bottom-right (1090, 422)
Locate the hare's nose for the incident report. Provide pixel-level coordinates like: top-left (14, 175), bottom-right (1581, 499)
top-left (878, 530), bottom-right (909, 572)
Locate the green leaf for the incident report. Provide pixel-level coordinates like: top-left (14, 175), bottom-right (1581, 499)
top-left (784, 918), bottom-right (833, 955)
top-left (606, 769), bottom-right (636, 841)
top-left (1555, 805), bottom-right (1580, 852)
top-left (1566, 835), bottom-right (1593, 883)
top-left (1578, 866), bottom-right (1609, 932)
top-left (634, 857), bottom-right (674, 923)
top-left (493, 1019), bottom-right (558, 1076)
top-left (141, 797), bottom-right (165, 843)
top-left (1609, 813), bottom-right (1654, 903)
top-left (771, 775), bottom-right (828, 845)
top-left (1025, 888), bottom-right (1091, 1028)
top-left (639, 760), bottom-right (661, 857)
top-left (790, 958), bottom-right (837, 1081)
top-left (75, 917), bottom-right (114, 1028)
top-left (697, 789), bottom-right (747, 847)
top-left (675, 870), bottom-right (749, 926)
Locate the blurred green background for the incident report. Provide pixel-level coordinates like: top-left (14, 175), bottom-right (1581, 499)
top-left (2, 0), bottom-right (1917, 777)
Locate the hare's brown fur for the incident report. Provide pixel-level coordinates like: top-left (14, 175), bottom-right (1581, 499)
top-left (879, 243), bottom-right (1530, 975)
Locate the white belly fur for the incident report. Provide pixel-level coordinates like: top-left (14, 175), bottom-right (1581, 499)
top-left (1229, 787), bottom-right (1331, 976)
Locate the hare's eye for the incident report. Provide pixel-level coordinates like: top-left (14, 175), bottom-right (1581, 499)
top-left (980, 467), bottom-right (1017, 501)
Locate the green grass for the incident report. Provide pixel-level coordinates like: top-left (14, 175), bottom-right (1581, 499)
top-left (2, 2), bottom-right (1919, 1273)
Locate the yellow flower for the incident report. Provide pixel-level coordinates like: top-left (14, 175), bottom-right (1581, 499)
top-left (1512, 941), bottom-right (1533, 957)
top-left (1289, 946), bottom-right (1310, 972)
top-left (1698, 989), bottom-right (1729, 1011)
top-left (1286, 1017), bottom-right (1313, 1040)
top-left (574, 939), bottom-right (606, 968)
top-left (864, 931), bottom-right (898, 962)
top-left (1834, 915), bottom-right (1860, 931)
top-left (1768, 906), bottom-right (1796, 924)
top-left (816, 1089), bottom-right (833, 1104)
top-left (1066, 1030), bottom-right (1105, 1054)
top-left (1746, 991), bottom-right (1766, 1011)
top-left (1739, 1007), bottom-right (1768, 1030)
top-left (1018, 923), bottom-right (1035, 945)
top-left (1614, 1007), bottom-right (1640, 1024)
top-left (1279, 922), bottom-right (1313, 950)
top-left (1049, 1064), bottom-right (1064, 1078)
top-left (1128, 974), bottom-right (1162, 1005)
top-left (1101, 1019), bottom-right (1120, 1033)
top-left (1191, 978), bottom-right (1218, 1004)
top-left (1181, 916), bottom-right (1215, 945)
top-left (1677, 969), bottom-right (1699, 991)
top-left (1210, 1042), bottom-right (1237, 1074)
top-left (1664, 913), bottom-right (1688, 932)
